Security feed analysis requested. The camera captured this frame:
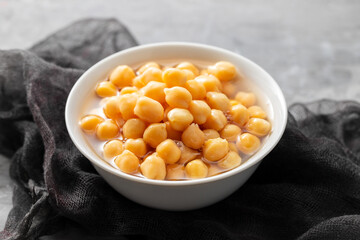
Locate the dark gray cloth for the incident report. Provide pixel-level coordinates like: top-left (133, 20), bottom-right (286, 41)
top-left (0, 18), bottom-right (360, 240)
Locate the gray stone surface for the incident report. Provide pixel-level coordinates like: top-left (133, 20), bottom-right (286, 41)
top-left (0, 0), bottom-right (359, 235)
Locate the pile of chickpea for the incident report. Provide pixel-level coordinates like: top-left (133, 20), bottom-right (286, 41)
top-left (79, 61), bottom-right (271, 180)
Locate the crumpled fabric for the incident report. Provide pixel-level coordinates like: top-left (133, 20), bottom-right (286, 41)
top-left (0, 18), bottom-right (359, 240)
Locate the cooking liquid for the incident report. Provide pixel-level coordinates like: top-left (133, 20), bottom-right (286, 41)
top-left (80, 59), bottom-right (273, 180)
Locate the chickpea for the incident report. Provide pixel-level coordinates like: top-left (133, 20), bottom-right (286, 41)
top-left (137, 62), bottom-right (160, 75)
top-left (167, 108), bottom-right (194, 131)
top-left (118, 93), bottom-right (138, 120)
top-left (120, 86), bottom-right (138, 95)
top-left (115, 150), bottom-right (139, 174)
top-left (207, 61), bottom-right (237, 82)
top-left (132, 76), bottom-right (146, 89)
top-left (245, 118), bottom-right (271, 137)
top-left (229, 142), bottom-right (238, 152)
top-left (122, 118), bottom-right (146, 139)
top-left (203, 129), bottom-right (220, 141)
top-left (202, 109), bottom-right (227, 131)
top-left (163, 106), bottom-right (173, 122)
top-left (222, 82), bottom-right (236, 98)
top-left (248, 106), bottom-right (267, 119)
top-left (162, 68), bottom-right (187, 87)
top-left (134, 96), bottom-right (164, 123)
top-left (156, 139), bottom-right (181, 164)
top-left (165, 121), bottom-right (182, 140)
top-left (178, 143), bottom-right (200, 164)
top-left (140, 67), bottom-right (163, 85)
top-left (206, 92), bottom-right (230, 112)
top-left (103, 140), bottom-right (124, 159)
top-left (194, 75), bottom-right (222, 92)
top-left (203, 138), bottom-right (229, 161)
top-left (185, 159), bottom-right (208, 179)
top-left (103, 96), bottom-right (121, 119)
top-left (140, 81), bottom-right (166, 103)
top-left (220, 124), bottom-right (242, 141)
top-left (235, 91), bottom-right (256, 107)
top-left (230, 104), bottom-right (249, 126)
top-left (218, 151), bottom-right (242, 170)
top-left (95, 81), bottom-right (117, 98)
top-left (182, 69), bottom-right (195, 81)
top-left (236, 133), bottom-right (260, 155)
top-left (230, 100), bottom-right (240, 106)
top-left (140, 153), bottom-right (166, 180)
top-left (208, 164), bottom-right (222, 177)
top-left (143, 123), bottom-right (167, 148)
top-left (188, 100), bottom-right (211, 125)
top-left (185, 79), bottom-right (206, 100)
top-left (176, 62), bottom-right (199, 76)
top-left (164, 87), bottom-right (192, 108)
top-left (109, 65), bottom-right (135, 88)
top-left (182, 124), bottom-right (205, 149)
top-left (166, 164), bottom-right (185, 180)
top-left (96, 119), bottom-right (119, 140)
top-left (80, 115), bottom-right (104, 133)
top-left (124, 138), bottom-right (147, 157)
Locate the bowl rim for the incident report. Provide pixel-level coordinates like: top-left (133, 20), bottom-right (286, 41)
top-left (65, 41), bottom-right (287, 186)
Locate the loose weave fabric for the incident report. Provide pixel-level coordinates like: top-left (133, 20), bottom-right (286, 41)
top-left (0, 19), bottom-right (360, 240)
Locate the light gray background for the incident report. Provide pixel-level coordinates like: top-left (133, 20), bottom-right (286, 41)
top-left (0, 0), bottom-right (359, 236)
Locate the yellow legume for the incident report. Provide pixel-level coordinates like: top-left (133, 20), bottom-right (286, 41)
top-left (203, 138), bottom-right (229, 161)
top-left (137, 62), bottom-right (160, 75)
top-left (165, 121), bottom-right (182, 140)
top-left (122, 118), bottom-right (146, 139)
top-left (248, 106), bottom-right (267, 119)
top-left (207, 61), bottom-right (237, 82)
top-left (185, 79), bottom-right (207, 100)
top-left (166, 164), bottom-right (185, 180)
top-left (103, 96), bottom-right (121, 120)
top-left (143, 123), bottom-right (167, 148)
top-left (134, 96), bottom-right (164, 123)
top-left (236, 133), bottom-right (260, 155)
top-left (140, 81), bottom-right (166, 103)
top-left (109, 65), bottom-right (135, 88)
top-left (156, 139), bottom-right (181, 164)
top-left (202, 109), bottom-right (227, 131)
top-left (203, 129), bottom-right (220, 141)
top-left (230, 104), bottom-right (249, 126)
top-left (95, 81), bottom-right (117, 98)
top-left (118, 93), bottom-right (138, 120)
top-left (217, 151), bottom-right (242, 170)
top-left (120, 86), bottom-right (138, 95)
top-left (124, 138), bottom-right (147, 157)
top-left (188, 100), bottom-right (211, 125)
top-left (220, 124), bottom-right (242, 141)
top-left (80, 115), bottom-right (104, 133)
top-left (245, 118), bottom-right (271, 137)
top-left (140, 153), bottom-right (166, 180)
top-left (235, 91), bottom-right (256, 107)
top-left (164, 87), bottom-right (192, 108)
top-left (181, 123), bottom-right (205, 149)
top-left (162, 68), bottom-right (187, 87)
top-left (178, 144), bottom-right (200, 164)
top-left (115, 150), bottom-right (139, 173)
top-left (96, 119), bottom-right (119, 140)
top-left (103, 139), bottom-right (124, 159)
top-left (167, 108), bottom-right (194, 131)
top-left (195, 75), bottom-right (222, 92)
top-left (185, 159), bottom-right (208, 179)
top-left (206, 92), bottom-right (230, 112)
top-left (176, 62), bottom-right (199, 76)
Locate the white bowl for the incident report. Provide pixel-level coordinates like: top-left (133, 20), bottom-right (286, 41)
top-left (65, 42), bottom-right (287, 211)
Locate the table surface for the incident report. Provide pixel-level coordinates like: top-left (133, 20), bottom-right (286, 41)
top-left (1, 0), bottom-right (359, 237)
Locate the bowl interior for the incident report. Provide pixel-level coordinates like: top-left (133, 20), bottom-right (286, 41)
top-left (65, 42), bottom-right (287, 186)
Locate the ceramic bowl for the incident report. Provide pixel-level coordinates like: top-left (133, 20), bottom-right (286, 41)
top-left (65, 42), bottom-right (287, 211)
